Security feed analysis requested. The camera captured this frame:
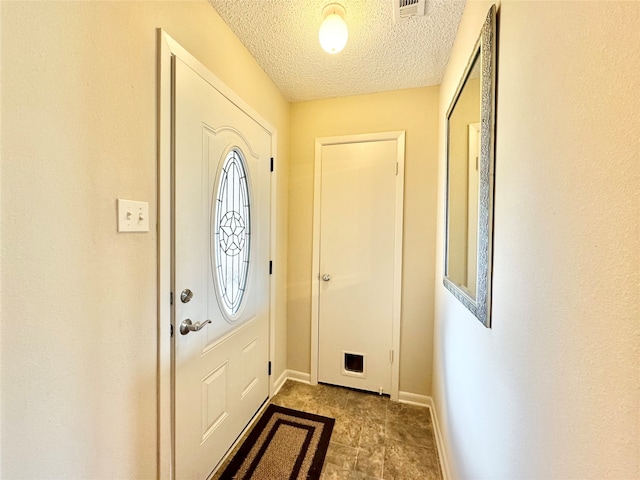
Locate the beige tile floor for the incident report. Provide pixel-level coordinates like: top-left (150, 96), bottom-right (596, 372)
top-left (215, 380), bottom-right (443, 480)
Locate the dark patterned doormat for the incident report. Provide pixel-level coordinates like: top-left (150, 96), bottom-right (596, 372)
top-left (219, 404), bottom-right (335, 480)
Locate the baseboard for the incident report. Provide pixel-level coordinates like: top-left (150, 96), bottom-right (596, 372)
top-left (273, 369), bottom-right (288, 395)
top-left (425, 397), bottom-right (450, 480)
top-left (283, 369), bottom-right (311, 384)
top-left (273, 369), bottom-right (311, 396)
top-left (398, 391), bottom-right (430, 407)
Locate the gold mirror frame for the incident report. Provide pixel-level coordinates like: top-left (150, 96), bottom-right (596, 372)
top-left (444, 5), bottom-right (496, 327)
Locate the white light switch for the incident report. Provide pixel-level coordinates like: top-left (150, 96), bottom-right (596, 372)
top-left (117, 199), bottom-right (149, 232)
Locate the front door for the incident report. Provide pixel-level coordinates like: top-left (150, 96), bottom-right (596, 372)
top-left (173, 57), bottom-right (271, 479)
top-left (316, 134), bottom-right (404, 395)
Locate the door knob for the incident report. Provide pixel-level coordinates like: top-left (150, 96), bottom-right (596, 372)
top-left (322, 274), bottom-right (331, 282)
top-left (179, 318), bottom-right (212, 335)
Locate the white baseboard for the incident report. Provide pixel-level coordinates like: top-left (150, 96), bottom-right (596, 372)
top-left (425, 397), bottom-right (450, 480)
top-left (273, 369), bottom-right (288, 395)
top-left (273, 369), bottom-right (311, 396)
top-left (283, 369), bottom-right (311, 384)
top-left (398, 391), bottom-right (429, 407)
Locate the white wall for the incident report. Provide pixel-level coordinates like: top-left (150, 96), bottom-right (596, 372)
top-left (433, 1), bottom-right (640, 478)
top-left (0, 1), bottom-right (289, 478)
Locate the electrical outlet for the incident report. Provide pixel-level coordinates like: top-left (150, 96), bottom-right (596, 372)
top-left (117, 199), bottom-right (149, 232)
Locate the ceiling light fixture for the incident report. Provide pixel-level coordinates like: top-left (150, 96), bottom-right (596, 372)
top-left (319, 3), bottom-right (348, 54)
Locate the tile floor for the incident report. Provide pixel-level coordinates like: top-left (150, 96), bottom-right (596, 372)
top-left (215, 380), bottom-right (443, 480)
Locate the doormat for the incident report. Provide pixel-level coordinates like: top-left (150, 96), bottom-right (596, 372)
top-left (219, 404), bottom-right (335, 480)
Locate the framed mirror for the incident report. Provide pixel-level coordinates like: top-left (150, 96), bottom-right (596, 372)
top-left (444, 5), bottom-right (496, 327)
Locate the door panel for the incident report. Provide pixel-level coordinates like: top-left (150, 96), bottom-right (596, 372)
top-left (317, 139), bottom-right (400, 394)
top-left (173, 58), bottom-right (270, 480)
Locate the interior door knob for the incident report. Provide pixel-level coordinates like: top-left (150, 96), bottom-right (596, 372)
top-left (179, 318), bottom-right (212, 335)
top-left (322, 274), bottom-right (331, 281)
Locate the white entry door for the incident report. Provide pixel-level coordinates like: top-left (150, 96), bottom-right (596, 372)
top-left (315, 133), bottom-right (405, 395)
top-left (173, 57), bottom-right (271, 480)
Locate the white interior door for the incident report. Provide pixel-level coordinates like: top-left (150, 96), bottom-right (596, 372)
top-left (173, 57), bottom-right (271, 480)
top-left (316, 134), bottom-right (404, 395)
top-left (467, 122), bottom-right (480, 296)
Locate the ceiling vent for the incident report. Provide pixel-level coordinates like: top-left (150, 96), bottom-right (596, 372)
top-left (392, 0), bottom-right (426, 23)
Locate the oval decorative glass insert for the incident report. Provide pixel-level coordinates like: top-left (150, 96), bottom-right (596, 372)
top-left (212, 148), bottom-right (251, 317)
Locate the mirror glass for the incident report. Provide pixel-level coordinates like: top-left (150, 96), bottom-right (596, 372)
top-left (444, 5), bottom-right (496, 327)
top-left (446, 52), bottom-right (481, 299)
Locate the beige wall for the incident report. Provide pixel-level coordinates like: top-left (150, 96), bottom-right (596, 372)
top-left (433, 1), bottom-right (640, 478)
top-left (288, 87), bottom-right (440, 395)
top-left (0, 1), bottom-right (289, 478)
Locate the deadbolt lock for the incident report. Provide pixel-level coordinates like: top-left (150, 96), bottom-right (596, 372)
top-left (180, 289), bottom-right (194, 303)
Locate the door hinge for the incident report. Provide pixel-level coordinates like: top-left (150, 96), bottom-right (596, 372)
top-left (170, 292), bottom-right (174, 305)
top-left (170, 324), bottom-right (174, 337)
top-left (395, 162), bottom-right (399, 176)
top-left (269, 260), bottom-right (273, 275)
top-left (268, 361), bottom-right (272, 376)
top-left (270, 157), bottom-right (274, 172)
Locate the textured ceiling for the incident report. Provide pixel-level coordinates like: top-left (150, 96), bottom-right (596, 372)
top-left (207, 0), bottom-right (466, 102)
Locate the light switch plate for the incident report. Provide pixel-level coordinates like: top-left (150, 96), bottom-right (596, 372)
top-left (117, 199), bottom-right (149, 232)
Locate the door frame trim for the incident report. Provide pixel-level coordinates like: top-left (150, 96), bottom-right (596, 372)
top-left (310, 131), bottom-right (405, 401)
top-left (157, 30), bottom-right (277, 480)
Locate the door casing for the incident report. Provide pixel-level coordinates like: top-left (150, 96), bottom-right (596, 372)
top-left (310, 131), bottom-right (405, 401)
top-left (157, 30), bottom-right (278, 480)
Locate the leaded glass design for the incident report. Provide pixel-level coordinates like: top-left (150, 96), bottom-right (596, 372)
top-left (212, 148), bottom-right (251, 317)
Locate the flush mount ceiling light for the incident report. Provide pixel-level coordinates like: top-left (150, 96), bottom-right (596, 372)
top-left (319, 3), bottom-right (348, 54)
